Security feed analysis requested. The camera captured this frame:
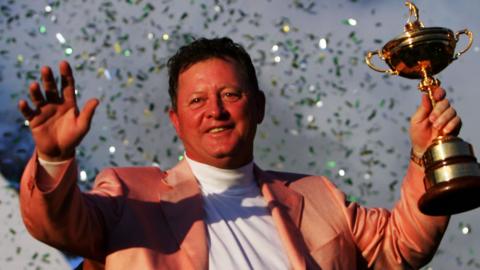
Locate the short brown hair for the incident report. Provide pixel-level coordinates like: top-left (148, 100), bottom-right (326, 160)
top-left (167, 37), bottom-right (260, 110)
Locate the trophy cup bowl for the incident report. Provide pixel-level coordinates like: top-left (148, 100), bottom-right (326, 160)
top-left (365, 2), bottom-right (480, 216)
top-left (381, 27), bottom-right (456, 79)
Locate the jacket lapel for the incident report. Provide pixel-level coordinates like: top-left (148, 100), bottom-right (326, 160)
top-left (159, 160), bottom-right (208, 270)
top-left (255, 166), bottom-right (310, 270)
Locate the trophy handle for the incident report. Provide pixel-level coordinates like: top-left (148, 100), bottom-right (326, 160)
top-left (365, 50), bottom-right (398, 75)
top-left (453, 29), bottom-right (473, 60)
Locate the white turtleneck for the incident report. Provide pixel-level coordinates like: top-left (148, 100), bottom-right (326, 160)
top-left (185, 155), bottom-right (290, 270)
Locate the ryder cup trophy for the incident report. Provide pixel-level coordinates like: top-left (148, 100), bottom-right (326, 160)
top-left (365, 1), bottom-right (480, 215)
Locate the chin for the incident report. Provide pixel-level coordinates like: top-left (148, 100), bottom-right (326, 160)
top-left (205, 146), bottom-right (243, 159)
top-left (207, 149), bottom-right (237, 159)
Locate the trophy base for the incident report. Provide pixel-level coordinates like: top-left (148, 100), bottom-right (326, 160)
top-left (418, 175), bottom-right (480, 215)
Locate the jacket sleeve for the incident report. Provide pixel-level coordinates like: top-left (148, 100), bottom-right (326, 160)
top-left (19, 152), bottom-right (127, 261)
top-left (335, 162), bottom-right (449, 269)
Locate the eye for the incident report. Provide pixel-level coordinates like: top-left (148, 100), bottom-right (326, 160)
top-left (222, 91), bottom-right (241, 101)
top-left (189, 97), bottom-right (205, 108)
top-left (190, 97), bottom-right (202, 104)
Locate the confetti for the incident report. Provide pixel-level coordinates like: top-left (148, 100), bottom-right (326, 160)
top-left (318, 38), bottom-right (327, 49)
top-left (64, 47), bottom-right (73, 56)
top-left (55, 33), bottom-right (66, 44)
top-left (39, 25), bottom-right (47, 34)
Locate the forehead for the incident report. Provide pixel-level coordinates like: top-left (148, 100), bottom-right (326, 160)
top-left (181, 57), bottom-right (249, 83)
top-left (181, 56), bottom-right (241, 76)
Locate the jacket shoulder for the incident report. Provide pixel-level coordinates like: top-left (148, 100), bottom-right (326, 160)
top-left (109, 166), bottom-right (167, 179)
top-left (93, 166), bottom-right (169, 198)
top-left (265, 170), bottom-right (338, 195)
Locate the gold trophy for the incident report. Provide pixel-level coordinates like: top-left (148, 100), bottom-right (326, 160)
top-left (365, 1), bottom-right (480, 215)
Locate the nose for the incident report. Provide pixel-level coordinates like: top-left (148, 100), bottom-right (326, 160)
top-left (207, 96), bottom-right (227, 119)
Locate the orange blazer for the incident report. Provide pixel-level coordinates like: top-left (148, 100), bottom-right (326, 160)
top-left (20, 153), bottom-right (448, 270)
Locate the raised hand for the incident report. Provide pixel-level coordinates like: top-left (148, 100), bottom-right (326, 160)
top-left (409, 87), bottom-right (462, 158)
top-left (18, 61), bottom-right (99, 162)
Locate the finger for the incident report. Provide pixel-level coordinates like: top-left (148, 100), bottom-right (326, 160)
top-left (41, 66), bottom-right (60, 102)
top-left (442, 116), bottom-right (462, 135)
top-left (431, 86), bottom-right (446, 102)
top-left (77, 99), bottom-right (99, 132)
top-left (18, 99), bottom-right (36, 120)
top-left (62, 85), bottom-right (76, 106)
top-left (59, 61), bottom-right (76, 104)
top-left (410, 94), bottom-right (432, 124)
top-left (29, 82), bottom-right (46, 107)
top-left (429, 99), bottom-right (450, 122)
top-left (433, 106), bottom-right (456, 129)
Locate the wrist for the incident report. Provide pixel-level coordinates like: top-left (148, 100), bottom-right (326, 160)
top-left (411, 144), bottom-right (427, 158)
top-left (410, 148), bottom-right (424, 167)
top-left (37, 150), bottom-right (75, 162)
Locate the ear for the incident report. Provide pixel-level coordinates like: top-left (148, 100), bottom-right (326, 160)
top-left (256, 90), bottom-right (266, 124)
top-left (169, 108), bottom-right (183, 139)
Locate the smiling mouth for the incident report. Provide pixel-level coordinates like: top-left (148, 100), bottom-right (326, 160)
top-left (208, 126), bottom-right (233, 133)
top-left (209, 127), bottom-right (227, 133)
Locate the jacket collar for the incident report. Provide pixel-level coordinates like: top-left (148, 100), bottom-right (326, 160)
top-left (160, 159), bottom-right (308, 270)
top-left (160, 159), bottom-right (209, 270)
top-left (254, 166), bottom-right (309, 270)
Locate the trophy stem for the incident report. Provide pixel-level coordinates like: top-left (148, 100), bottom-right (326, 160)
top-left (418, 65), bottom-right (440, 107)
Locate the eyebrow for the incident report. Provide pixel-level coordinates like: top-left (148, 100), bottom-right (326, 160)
top-left (189, 84), bottom-right (243, 94)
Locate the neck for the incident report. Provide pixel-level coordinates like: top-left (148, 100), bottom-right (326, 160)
top-left (184, 153), bottom-right (255, 194)
top-left (184, 152), bottom-right (253, 169)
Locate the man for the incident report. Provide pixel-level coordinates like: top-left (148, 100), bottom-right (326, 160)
top-left (18, 37), bottom-right (460, 269)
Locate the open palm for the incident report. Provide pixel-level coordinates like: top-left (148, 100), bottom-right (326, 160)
top-left (18, 61), bottom-right (99, 161)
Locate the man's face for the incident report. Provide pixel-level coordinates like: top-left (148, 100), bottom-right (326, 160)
top-left (169, 57), bottom-right (265, 169)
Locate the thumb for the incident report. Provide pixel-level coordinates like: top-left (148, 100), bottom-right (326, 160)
top-left (77, 98), bottom-right (99, 132)
top-left (410, 94), bottom-right (432, 124)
